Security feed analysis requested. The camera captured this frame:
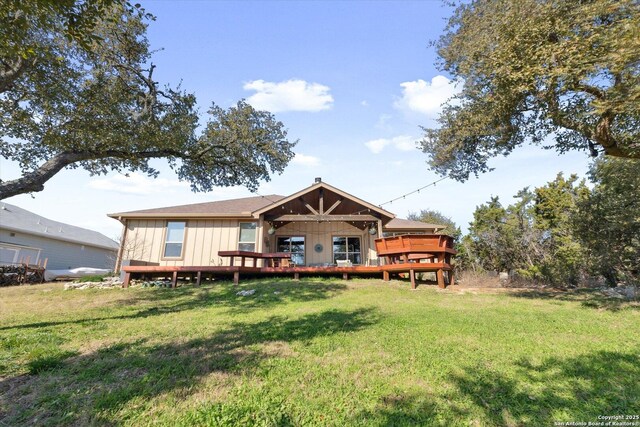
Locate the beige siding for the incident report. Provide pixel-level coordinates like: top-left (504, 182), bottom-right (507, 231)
top-left (123, 219), bottom-right (256, 266)
top-left (266, 222), bottom-right (378, 266)
top-left (121, 219), bottom-right (376, 267)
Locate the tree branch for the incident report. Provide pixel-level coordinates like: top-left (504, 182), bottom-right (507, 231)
top-left (0, 148), bottom-right (189, 200)
top-left (0, 56), bottom-right (28, 93)
top-left (572, 80), bottom-right (606, 100)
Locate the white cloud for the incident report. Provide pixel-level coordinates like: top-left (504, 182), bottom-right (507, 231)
top-left (364, 135), bottom-right (417, 154)
top-left (360, 100), bottom-right (369, 107)
top-left (243, 79), bottom-right (333, 112)
top-left (394, 75), bottom-right (461, 118)
top-left (291, 153), bottom-right (320, 167)
top-left (87, 173), bottom-right (189, 195)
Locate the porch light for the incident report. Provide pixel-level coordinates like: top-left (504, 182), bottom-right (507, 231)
top-left (268, 224), bottom-right (276, 235)
top-left (369, 225), bottom-right (377, 235)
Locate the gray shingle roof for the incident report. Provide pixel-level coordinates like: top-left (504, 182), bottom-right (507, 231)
top-left (108, 194), bottom-right (286, 217)
top-left (0, 203), bottom-right (118, 250)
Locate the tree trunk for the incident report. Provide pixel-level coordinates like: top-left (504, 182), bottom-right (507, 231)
top-left (0, 152), bottom-right (90, 199)
top-left (0, 149), bottom-right (188, 200)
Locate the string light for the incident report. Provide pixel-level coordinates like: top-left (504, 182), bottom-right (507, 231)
top-left (251, 190), bottom-right (283, 205)
top-left (378, 177), bottom-right (447, 208)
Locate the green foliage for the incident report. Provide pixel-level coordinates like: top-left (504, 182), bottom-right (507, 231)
top-left (406, 209), bottom-right (461, 240)
top-left (466, 196), bottom-right (513, 271)
top-left (533, 174), bottom-right (589, 285)
top-left (0, 1), bottom-right (295, 198)
top-left (422, 0), bottom-right (640, 181)
top-left (465, 175), bottom-right (590, 285)
top-left (573, 157), bottom-right (640, 285)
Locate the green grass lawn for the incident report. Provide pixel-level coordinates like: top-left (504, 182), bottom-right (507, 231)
top-left (1, 278), bottom-right (638, 426)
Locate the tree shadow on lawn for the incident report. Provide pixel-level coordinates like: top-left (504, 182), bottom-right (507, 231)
top-left (0, 306), bottom-right (379, 426)
top-left (0, 279), bottom-right (348, 331)
top-left (351, 350), bottom-right (640, 426)
top-left (509, 288), bottom-right (639, 312)
top-left (446, 350), bottom-right (640, 425)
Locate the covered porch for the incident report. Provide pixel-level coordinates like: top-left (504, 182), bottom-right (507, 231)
top-left (254, 179), bottom-right (394, 267)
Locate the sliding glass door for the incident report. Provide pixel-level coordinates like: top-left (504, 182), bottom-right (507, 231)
top-left (276, 236), bottom-right (305, 265)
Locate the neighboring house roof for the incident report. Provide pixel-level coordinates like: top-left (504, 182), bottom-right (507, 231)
top-left (108, 195), bottom-right (286, 219)
top-left (0, 203), bottom-right (119, 250)
top-left (385, 218), bottom-right (446, 231)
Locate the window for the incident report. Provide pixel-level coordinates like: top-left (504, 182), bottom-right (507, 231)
top-left (238, 222), bottom-right (257, 251)
top-left (277, 236), bottom-right (305, 265)
top-left (333, 236), bottom-right (361, 264)
top-left (0, 247), bottom-right (19, 264)
top-left (164, 221), bottom-right (186, 258)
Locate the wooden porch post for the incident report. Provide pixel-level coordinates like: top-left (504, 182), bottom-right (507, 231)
top-left (171, 271), bottom-right (178, 288)
top-left (233, 271), bottom-right (240, 285)
top-left (383, 270), bottom-right (390, 281)
top-left (410, 269), bottom-right (416, 289)
top-left (123, 272), bottom-right (131, 288)
top-left (196, 271), bottom-right (202, 286)
top-left (114, 219), bottom-right (128, 274)
top-left (437, 269), bottom-right (445, 289)
top-left (449, 270), bottom-right (455, 286)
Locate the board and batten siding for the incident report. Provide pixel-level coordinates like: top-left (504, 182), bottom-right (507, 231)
top-left (266, 221), bottom-right (378, 266)
top-left (123, 219), bottom-right (261, 266)
top-left (0, 229), bottom-right (116, 270)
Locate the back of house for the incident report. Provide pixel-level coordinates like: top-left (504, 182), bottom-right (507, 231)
top-left (109, 179), bottom-right (445, 270)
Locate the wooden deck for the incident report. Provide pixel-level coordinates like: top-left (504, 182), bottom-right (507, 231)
top-left (122, 262), bottom-right (453, 288)
top-left (122, 235), bottom-right (456, 289)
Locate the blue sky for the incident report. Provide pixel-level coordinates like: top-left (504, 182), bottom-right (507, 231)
top-left (1, 0), bottom-right (593, 239)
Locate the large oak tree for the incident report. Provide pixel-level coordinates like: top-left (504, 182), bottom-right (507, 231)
top-left (0, 0), bottom-right (295, 199)
top-left (421, 0), bottom-right (639, 181)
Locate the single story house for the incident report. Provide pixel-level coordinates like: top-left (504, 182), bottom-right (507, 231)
top-left (108, 179), bottom-right (444, 271)
top-left (0, 203), bottom-right (119, 270)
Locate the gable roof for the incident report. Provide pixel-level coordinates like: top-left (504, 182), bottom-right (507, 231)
top-left (252, 181), bottom-right (396, 222)
top-left (108, 194), bottom-right (285, 220)
top-left (0, 203), bottom-right (118, 250)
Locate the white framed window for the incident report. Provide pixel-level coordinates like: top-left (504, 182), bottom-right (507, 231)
top-left (238, 222), bottom-right (257, 252)
top-left (163, 221), bottom-right (186, 258)
top-left (332, 236), bottom-right (362, 264)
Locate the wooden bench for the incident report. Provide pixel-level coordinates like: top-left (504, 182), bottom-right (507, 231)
top-left (375, 235), bottom-right (457, 289)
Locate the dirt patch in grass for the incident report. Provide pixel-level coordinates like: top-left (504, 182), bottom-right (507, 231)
top-left (260, 340), bottom-right (296, 358)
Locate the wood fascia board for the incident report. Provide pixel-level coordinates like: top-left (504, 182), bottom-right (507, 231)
top-left (107, 213), bottom-right (255, 220)
top-left (251, 182), bottom-right (323, 217)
